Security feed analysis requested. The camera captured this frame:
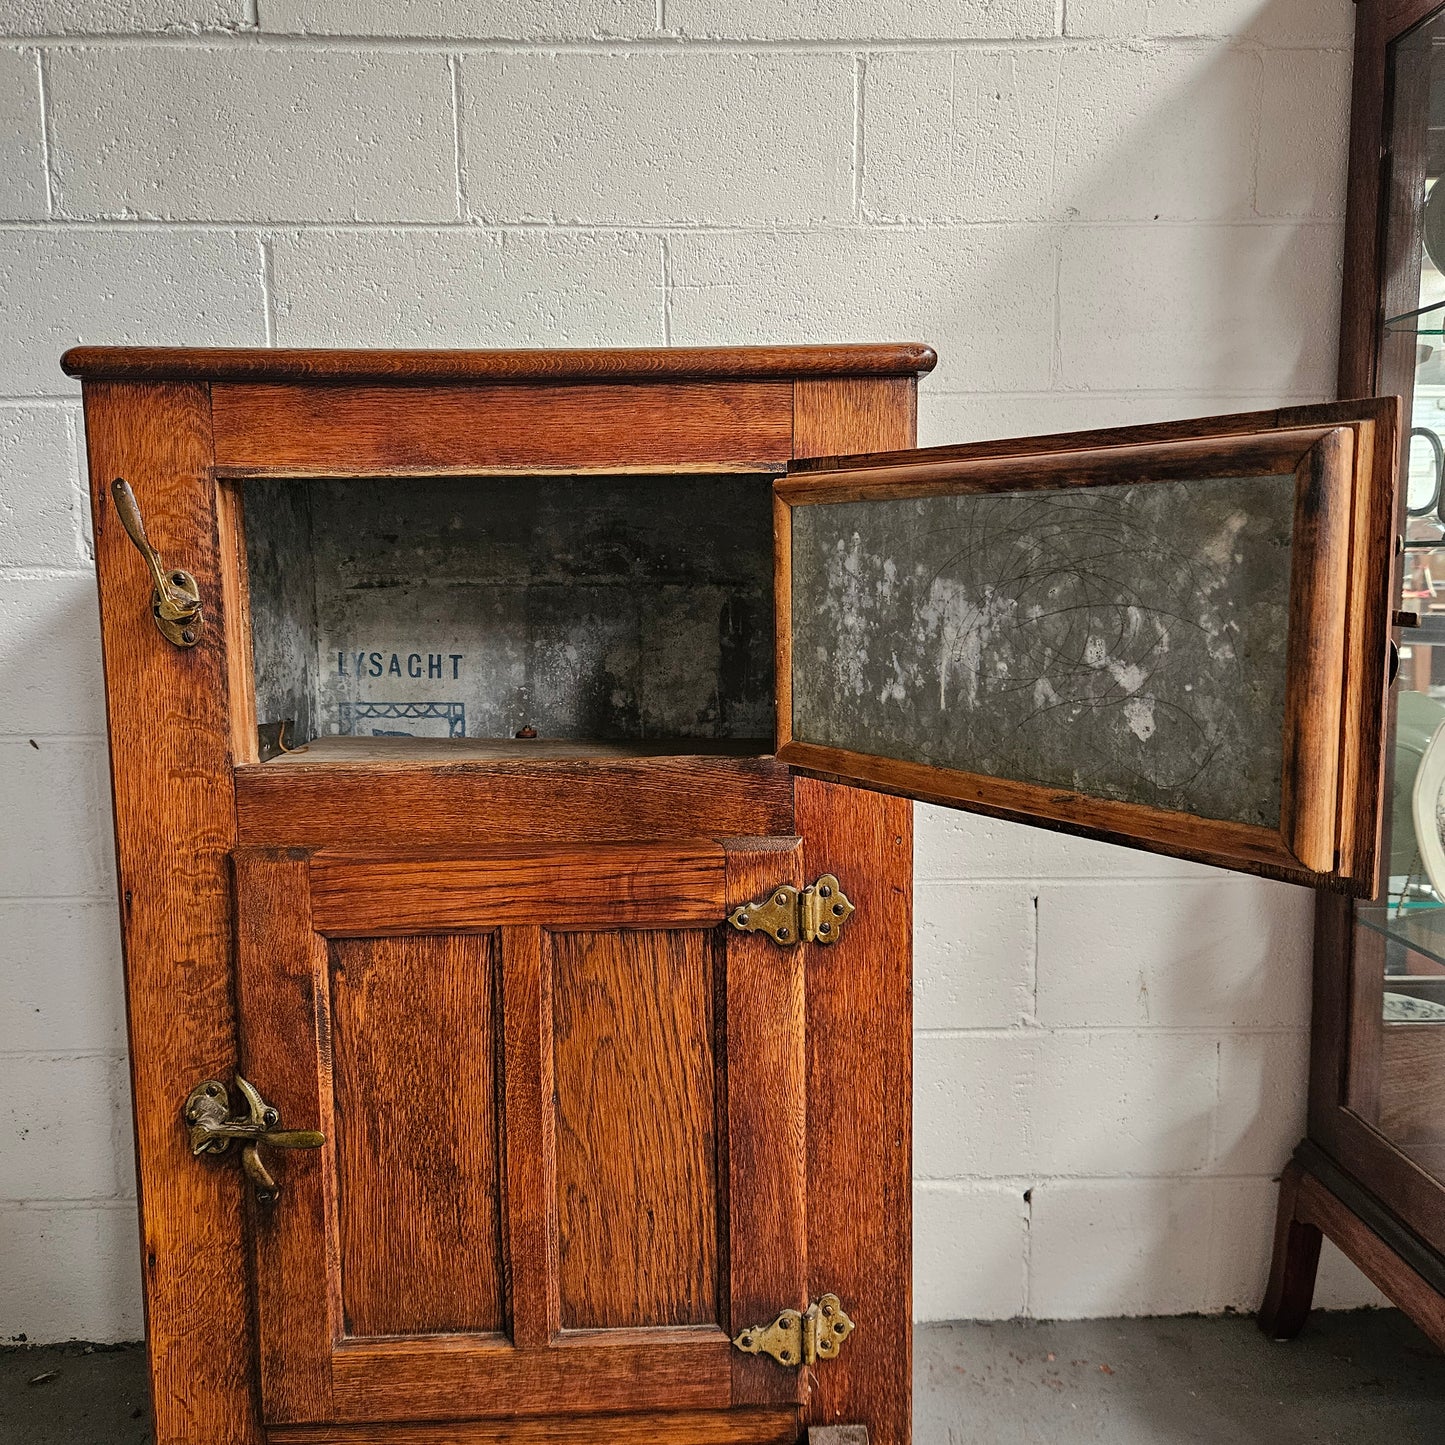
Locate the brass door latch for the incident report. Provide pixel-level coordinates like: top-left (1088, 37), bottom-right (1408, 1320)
top-left (733, 1293), bottom-right (855, 1368)
top-left (111, 477), bottom-right (203, 647)
top-left (728, 875), bottom-right (855, 946)
top-left (184, 1077), bottom-right (324, 1204)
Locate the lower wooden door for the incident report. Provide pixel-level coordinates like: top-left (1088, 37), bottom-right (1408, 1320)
top-left (231, 838), bottom-right (810, 1439)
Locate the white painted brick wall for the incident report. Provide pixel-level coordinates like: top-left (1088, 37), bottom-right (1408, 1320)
top-left (0, 0), bottom-right (1388, 1344)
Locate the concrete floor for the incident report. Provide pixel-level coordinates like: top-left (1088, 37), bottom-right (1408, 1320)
top-left (2, 1312), bottom-right (1441, 1444)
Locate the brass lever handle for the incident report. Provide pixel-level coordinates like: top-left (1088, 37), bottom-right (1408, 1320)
top-left (110, 477), bottom-right (203, 647)
top-left (184, 1076), bottom-right (324, 1205)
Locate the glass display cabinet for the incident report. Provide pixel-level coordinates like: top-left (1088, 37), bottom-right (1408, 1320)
top-left (1259, 0), bottom-right (1445, 1352)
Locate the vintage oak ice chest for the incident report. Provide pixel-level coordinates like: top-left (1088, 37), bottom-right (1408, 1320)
top-left (66, 343), bottom-right (1397, 1445)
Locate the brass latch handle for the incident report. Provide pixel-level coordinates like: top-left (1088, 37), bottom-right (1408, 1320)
top-left (184, 1077), bottom-right (324, 1205)
top-left (111, 477), bottom-right (203, 647)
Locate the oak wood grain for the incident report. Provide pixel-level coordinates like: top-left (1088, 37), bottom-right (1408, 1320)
top-left (215, 477), bottom-right (259, 765)
top-left (500, 927), bottom-right (561, 1349)
top-left (781, 741), bottom-right (1316, 878)
top-left (795, 782), bottom-right (912, 1445)
top-left (551, 928), bottom-right (721, 1330)
top-left (309, 844), bottom-right (726, 933)
top-left (778, 426), bottom-right (1322, 504)
top-left (792, 379), bottom-right (915, 1445)
top-left (329, 1332), bottom-right (733, 1420)
top-left (266, 1405), bottom-right (803, 1444)
top-left (724, 839), bottom-right (808, 1409)
top-left (211, 383), bottom-right (794, 471)
top-left (787, 398), bottom-right (1392, 474)
top-left (81, 380), bottom-right (259, 1445)
top-left (259, 738), bottom-right (774, 766)
top-left (235, 756), bottom-right (795, 850)
top-left (1331, 405), bottom-right (1398, 887)
top-left (1279, 429), bottom-right (1355, 873)
top-left (63, 343), bottom-right (937, 385)
top-left (233, 851), bottom-right (340, 1425)
top-left (330, 933), bottom-right (506, 1338)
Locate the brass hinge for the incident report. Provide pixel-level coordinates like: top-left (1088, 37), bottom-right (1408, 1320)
top-left (727, 875), bottom-right (855, 947)
top-left (732, 1294), bottom-right (855, 1368)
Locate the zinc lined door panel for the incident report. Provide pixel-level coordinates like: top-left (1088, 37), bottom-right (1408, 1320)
top-left (777, 401), bottom-right (1398, 891)
top-left (552, 927), bottom-right (722, 1330)
top-left (329, 933), bottom-right (505, 1339)
top-left (234, 840), bottom-right (804, 1430)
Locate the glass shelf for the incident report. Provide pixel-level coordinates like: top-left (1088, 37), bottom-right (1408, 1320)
top-left (1358, 901), bottom-right (1445, 972)
top-left (1385, 297), bottom-right (1445, 331)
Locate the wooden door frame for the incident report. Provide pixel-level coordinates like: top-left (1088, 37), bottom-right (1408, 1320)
top-left (73, 346), bottom-right (926, 1445)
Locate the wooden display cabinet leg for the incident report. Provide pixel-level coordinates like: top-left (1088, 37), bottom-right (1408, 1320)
top-left (1258, 1159), bottom-right (1323, 1341)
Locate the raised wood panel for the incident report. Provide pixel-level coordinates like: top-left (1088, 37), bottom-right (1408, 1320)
top-left (267, 1405), bottom-right (803, 1444)
top-left (330, 934), bottom-right (506, 1339)
top-left (310, 843), bottom-right (725, 933)
top-left (80, 381), bottom-right (259, 1445)
top-left (551, 929), bottom-right (721, 1330)
top-left (793, 378), bottom-right (915, 1445)
top-left (234, 758), bottom-right (795, 849)
top-left (211, 383), bottom-right (795, 471)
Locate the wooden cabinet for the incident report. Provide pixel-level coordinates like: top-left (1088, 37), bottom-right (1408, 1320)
top-left (1260, 0), bottom-right (1445, 1355)
top-left (68, 344), bottom-right (1397, 1444)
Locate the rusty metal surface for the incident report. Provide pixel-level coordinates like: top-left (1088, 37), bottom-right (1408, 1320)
top-left (791, 475), bottom-right (1296, 827)
top-left (244, 474), bottom-right (775, 745)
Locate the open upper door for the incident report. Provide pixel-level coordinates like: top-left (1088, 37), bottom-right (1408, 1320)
top-left (776, 400), bottom-right (1400, 892)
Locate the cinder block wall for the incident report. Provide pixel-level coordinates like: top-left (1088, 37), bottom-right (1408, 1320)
top-left (0, 0), bottom-right (1384, 1342)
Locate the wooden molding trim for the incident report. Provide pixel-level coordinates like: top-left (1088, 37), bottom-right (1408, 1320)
top-left (60, 343), bottom-right (939, 385)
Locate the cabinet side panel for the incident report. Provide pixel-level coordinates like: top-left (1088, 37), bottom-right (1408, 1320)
top-left (82, 382), bottom-right (257, 1443)
top-left (793, 378), bottom-right (915, 1445)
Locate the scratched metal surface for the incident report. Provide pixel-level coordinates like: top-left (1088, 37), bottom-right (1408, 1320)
top-left (790, 475), bottom-right (1296, 827)
top-left (244, 474), bottom-right (775, 744)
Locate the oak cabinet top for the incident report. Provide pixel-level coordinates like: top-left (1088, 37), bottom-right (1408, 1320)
top-left (60, 342), bottom-right (939, 386)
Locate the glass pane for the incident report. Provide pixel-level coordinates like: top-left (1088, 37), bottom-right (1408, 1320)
top-left (1350, 13), bottom-right (1445, 1181)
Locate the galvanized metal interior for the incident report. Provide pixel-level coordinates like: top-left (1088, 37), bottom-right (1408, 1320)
top-left (241, 473), bottom-right (777, 750)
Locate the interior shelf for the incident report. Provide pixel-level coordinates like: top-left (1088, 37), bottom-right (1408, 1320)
top-left (248, 735), bottom-right (776, 768)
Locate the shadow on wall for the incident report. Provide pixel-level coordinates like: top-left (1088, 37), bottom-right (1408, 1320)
top-left (0, 550), bottom-right (142, 1343)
